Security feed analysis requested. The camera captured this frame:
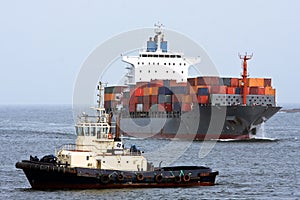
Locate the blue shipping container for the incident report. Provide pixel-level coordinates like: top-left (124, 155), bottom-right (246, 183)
top-left (198, 88), bottom-right (209, 96)
top-left (173, 102), bottom-right (181, 111)
top-left (235, 88), bottom-right (241, 94)
top-left (158, 87), bottom-right (173, 95)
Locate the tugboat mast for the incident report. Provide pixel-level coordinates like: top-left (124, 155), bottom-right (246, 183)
top-left (239, 53), bottom-right (253, 105)
top-left (97, 81), bottom-right (104, 109)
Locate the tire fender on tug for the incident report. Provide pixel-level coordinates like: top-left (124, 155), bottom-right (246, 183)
top-left (100, 174), bottom-right (110, 184)
top-left (116, 173), bottom-right (124, 181)
top-left (183, 174), bottom-right (191, 182)
top-left (155, 174), bottom-right (163, 183)
top-left (136, 173), bottom-right (144, 181)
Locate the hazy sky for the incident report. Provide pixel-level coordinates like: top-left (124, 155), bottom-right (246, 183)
top-left (0, 0), bottom-right (299, 104)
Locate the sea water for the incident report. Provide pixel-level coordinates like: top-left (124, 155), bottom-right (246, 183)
top-left (0, 105), bottom-right (299, 199)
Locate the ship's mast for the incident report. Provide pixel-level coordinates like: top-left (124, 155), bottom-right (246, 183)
top-left (154, 22), bottom-right (164, 52)
top-left (239, 53), bottom-right (253, 105)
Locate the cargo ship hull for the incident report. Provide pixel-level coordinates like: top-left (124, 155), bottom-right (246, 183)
top-left (120, 105), bottom-right (281, 140)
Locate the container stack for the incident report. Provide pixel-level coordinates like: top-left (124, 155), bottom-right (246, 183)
top-left (104, 76), bottom-right (277, 112)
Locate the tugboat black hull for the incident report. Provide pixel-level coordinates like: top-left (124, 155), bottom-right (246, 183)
top-left (16, 161), bottom-right (218, 189)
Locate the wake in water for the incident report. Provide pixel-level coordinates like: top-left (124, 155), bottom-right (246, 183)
top-left (215, 122), bottom-right (279, 142)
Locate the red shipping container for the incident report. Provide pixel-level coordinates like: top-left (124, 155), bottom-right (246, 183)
top-left (197, 96), bottom-right (209, 104)
top-left (230, 78), bottom-right (239, 87)
top-left (257, 87), bottom-right (265, 95)
top-left (151, 95), bottom-right (158, 104)
top-left (129, 103), bottom-right (136, 112)
top-left (210, 86), bottom-right (227, 94)
top-left (143, 103), bottom-right (150, 112)
top-left (187, 77), bottom-right (196, 86)
top-left (264, 78), bottom-right (272, 87)
top-left (249, 87), bottom-right (265, 95)
top-left (164, 103), bottom-right (172, 112)
top-left (143, 96), bottom-right (150, 104)
top-left (241, 87), bottom-right (250, 94)
top-left (181, 103), bottom-right (191, 111)
top-left (158, 103), bottom-right (166, 111)
top-left (135, 87), bottom-right (144, 96)
top-left (226, 87), bottom-right (236, 94)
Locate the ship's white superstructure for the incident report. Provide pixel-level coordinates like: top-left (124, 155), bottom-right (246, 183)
top-left (122, 23), bottom-right (200, 84)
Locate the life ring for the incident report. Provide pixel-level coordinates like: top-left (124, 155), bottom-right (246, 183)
top-left (108, 134), bottom-right (113, 139)
top-left (117, 173), bottom-right (124, 181)
top-left (100, 174), bottom-right (110, 184)
top-left (136, 173), bottom-right (144, 181)
top-left (155, 174), bottom-right (163, 183)
top-left (174, 176), bottom-right (181, 183)
top-left (183, 174), bottom-right (191, 182)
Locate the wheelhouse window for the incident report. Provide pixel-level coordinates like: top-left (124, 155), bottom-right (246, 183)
top-left (91, 126), bottom-right (96, 136)
top-left (84, 127), bottom-right (89, 136)
top-left (76, 127), bottom-right (84, 136)
top-left (96, 127), bottom-right (101, 139)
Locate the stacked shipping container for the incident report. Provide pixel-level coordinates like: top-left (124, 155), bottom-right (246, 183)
top-left (104, 76), bottom-right (277, 112)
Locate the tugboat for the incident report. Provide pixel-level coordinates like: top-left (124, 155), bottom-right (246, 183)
top-left (16, 82), bottom-right (218, 189)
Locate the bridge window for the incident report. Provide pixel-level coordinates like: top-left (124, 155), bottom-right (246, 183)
top-left (76, 127), bottom-right (84, 136)
top-left (171, 55), bottom-right (175, 58)
top-left (91, 127), bottom-right (96, 136)
top-left (177, 55), bottom-right (181, 58)
top-left (142, 54), bottom-right (146, 57)
top-left (165, 55), bottom-right (170, 58)
top-left (159, 55), bottom-right (163, 58)
top-left (84, 127), bottom-right (89, 136)
top-left (97, 127), bottom-right (101, 139)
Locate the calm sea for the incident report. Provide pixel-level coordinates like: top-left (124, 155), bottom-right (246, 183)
top-left (0, 105), bottom-right (299, 199)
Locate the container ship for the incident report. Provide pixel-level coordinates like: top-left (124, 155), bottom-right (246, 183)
top-left (103, 24), bottom-right (281, 140)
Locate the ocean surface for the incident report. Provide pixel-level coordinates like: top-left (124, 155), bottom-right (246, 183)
top-left (0, 105), bottom-right (299, 199)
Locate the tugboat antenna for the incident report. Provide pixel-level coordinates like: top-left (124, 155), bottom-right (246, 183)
top-left (239, 53), bottom-right (253, 105)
